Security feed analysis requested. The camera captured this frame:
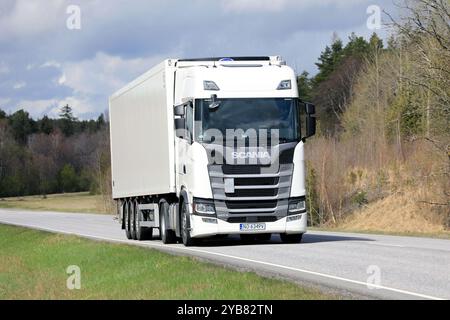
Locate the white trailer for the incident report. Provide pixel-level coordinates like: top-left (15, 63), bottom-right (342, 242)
top-left (109, 56), bottom-right (316, 246)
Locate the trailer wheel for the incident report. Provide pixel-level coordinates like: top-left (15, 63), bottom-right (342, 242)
top-left (181, 201), bottom-right (195, 247)
top-left (160, 201), bottom-right (176, 244)
top-left (280, 233), bottom-right (303, 243)
top-left (130, 199), bottom-right (137, 240)
top-left (124, 201), bottom-right (132, 239)
top-left (135, 199), bottom-right (152, 241)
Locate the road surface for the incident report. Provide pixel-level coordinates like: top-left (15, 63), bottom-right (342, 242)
top-left (0, 208), bottom-right (449, 300)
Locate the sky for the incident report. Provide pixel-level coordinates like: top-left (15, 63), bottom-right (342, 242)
top-left (0, 0), bottom-right (398, 120)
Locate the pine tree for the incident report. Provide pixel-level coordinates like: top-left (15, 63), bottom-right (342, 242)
top-left (59, 104), bottom-right (77, 136)
top-left (39, 115), bottom-right (53, 135)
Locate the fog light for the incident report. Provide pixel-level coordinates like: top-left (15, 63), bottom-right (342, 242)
top-left (287, 214), bottom-right (302, 222)
top-left (202, 218), bottom-right (218, 224)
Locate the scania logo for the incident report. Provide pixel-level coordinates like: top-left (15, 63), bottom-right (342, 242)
top-left (232, 151), bottom-right (271, 159)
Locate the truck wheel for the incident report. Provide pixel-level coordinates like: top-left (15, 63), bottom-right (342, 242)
top-left (160, 201), bottom-right (176, 244)
top-left (280, 233), bottom-right (303, 243)
top-left (124, 201), bottom-right (132, 239)
top-left (135, 200), bottom-right (152, 241)
top-left (130, 199), bottom-right (137, 240)
top-left (181, 201), bottom-right (195, 247)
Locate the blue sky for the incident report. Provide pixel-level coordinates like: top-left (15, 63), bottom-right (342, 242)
top-left (0, 0), bottom-right (397, 119)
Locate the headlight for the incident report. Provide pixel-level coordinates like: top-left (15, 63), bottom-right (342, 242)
top-left (193, 198), bottom-right (216, 216)
top-left (288, 198), bottom-right (306, 214)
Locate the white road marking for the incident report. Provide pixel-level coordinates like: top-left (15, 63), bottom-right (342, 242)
top-left (366, 242), bottom-right (406, 248)
top-left (0, 218), bottom-right (444, 301)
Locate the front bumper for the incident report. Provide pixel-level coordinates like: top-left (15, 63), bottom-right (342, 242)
top-left (189, 213), bottom-right (307, 238)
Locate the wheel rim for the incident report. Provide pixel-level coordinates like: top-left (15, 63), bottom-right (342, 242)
top-left (125, 202), bottom-right (129, 231)
top-left (160, 207), bottom-right (165, 239)
top-left (135, 201), bottom-right (140, 237)
top-left (181, 205), bottom-right (187, 243)
top-left (130, 201), bottom-right (134, 230)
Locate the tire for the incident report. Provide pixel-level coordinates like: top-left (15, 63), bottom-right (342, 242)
top-left (280, 233), bottom-right (303, 243)
top-left (124, 201), bottom-right (132, 240)
top-left (130, 199), bottom-right (137, 240)
top-left (135, 199), bottom-right (153, 241)
top-left (160, 201), bottom-right (176, 244)
top-left (181, 201), bottom-right (195, 247)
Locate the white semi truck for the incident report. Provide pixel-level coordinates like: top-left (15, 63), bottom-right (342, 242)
top-left (109, 56), bottom-right (316, 246)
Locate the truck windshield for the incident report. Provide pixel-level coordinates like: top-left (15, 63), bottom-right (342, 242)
top-left (194, 98), bottom-right (300, 145)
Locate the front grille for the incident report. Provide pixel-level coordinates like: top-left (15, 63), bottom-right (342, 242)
top-left (234, 177), bottom-right (279, 186)
top-left (226, 189), bottom-right (278, 198)
top-left (208, 163), bottom-right (293, 221)
top-left (222, 165), bottom-right (262, 175)
top-left (225, 200), bottom-right (277, 210)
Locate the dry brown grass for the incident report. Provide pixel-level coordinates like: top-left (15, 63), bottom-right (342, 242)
top-left (307, 135), bottom-right (449, 235)
top-left (0, 192), bottom-right (112, 214)
top-left (339, 189), bottom-right (447, 234)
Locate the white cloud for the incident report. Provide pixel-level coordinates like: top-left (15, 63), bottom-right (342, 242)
top-left (58, 73), bottom-right (66, 85)
top-left (0, 98), bottom-right (11, 106)
top-left (0, 0), bottom-right (65, 42)
top-left (222, 0), bottom-right (289, 12)
top-left (13, 81), bottom-right (26, 89)
top-left (221, 0), bottom-right (369, 13)
top-left (15, 99), bottom-right (59, 117)
top-left (60, 52), bottom-right (170, 96)
top-left (40, 61), bottom-right (61, 69)
top-left (0, 61), bottom-right (9, 74)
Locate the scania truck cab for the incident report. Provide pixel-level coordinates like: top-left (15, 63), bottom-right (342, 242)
top-left (109, 56), bottom-right (316, 246)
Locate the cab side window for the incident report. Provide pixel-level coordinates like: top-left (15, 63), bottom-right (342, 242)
top-left (185, 104), bottom-right (194, 143)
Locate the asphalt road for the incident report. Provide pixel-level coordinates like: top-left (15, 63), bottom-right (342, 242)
top-left (0, 208), bottom-right (449, 300)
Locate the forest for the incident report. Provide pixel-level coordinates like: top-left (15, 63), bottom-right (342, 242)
top-left (301, 0), bottom-right (449, 232)
top-left (0, 0), bottom-right (448, 232)
top-left (0, 105), bottom-right (110, 199)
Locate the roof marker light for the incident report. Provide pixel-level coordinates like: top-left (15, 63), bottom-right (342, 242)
top-left (277, 80), bottom-right (291, 90)
top-left (204, 80), bottom-right (220, 91)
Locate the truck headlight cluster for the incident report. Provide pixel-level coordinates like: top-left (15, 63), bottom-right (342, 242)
top-left (288, 198), bottom-right (306, 214)
top-left (193, 198), bottom-right (216, 216)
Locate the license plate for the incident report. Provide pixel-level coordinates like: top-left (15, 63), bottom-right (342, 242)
top-left (240, 223), bottom-right (266, 232)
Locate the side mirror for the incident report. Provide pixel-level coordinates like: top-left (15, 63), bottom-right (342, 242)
top-left (174, 104), bottom-right (185, 117)
top-left (299, 101), bottom-right (316, 140)
top-left (305, 115), bottom-right (316, 138)
top-left (174, 118), bottom-right (186, 138)
top-left (305, 103), bottom-right (315, 115)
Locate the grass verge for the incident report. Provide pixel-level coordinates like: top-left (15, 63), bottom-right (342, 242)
top-left (0, 224), bottom-right (335, 300)
top-left (0, 192), bottom-right (107, 214)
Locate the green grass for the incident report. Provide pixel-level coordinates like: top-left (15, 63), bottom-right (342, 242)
top-left (0, 192), bottom-right (108, 214)
top-left (0, 224), bottom-right (335, 300)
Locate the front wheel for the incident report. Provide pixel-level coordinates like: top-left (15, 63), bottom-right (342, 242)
top-left (160, 201), bottom-right (176, 244)
top-left (181, 201), bottom-right (195, 247)
top-left (280, 233), bottom-right (303, 243)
